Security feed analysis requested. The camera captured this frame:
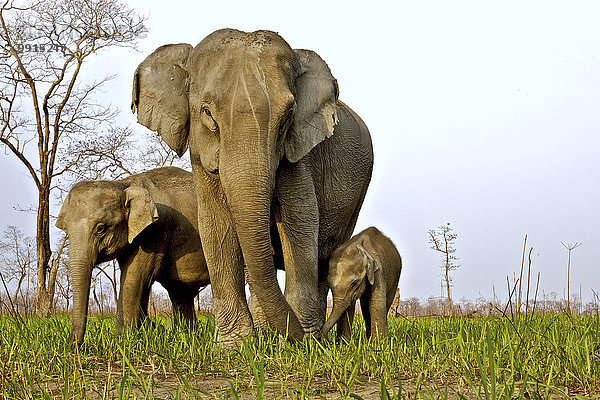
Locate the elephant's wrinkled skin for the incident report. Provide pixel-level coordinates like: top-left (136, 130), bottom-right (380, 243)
top-left (322, 227), bottom-right (402, 340)
top-left (132, 29), bottom-right (373, 345)
top-left (56, 167), bottom-right (209, 344)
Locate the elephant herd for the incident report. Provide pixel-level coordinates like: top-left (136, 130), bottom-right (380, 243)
top-left (57, 29), bottom-right (402, 347)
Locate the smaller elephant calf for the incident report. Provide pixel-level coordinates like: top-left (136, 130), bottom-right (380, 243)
top-left (321, 227), bottom-right (402, 339)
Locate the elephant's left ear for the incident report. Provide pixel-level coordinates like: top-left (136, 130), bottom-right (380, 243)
top-left (124, 186), bottom-right (159, 244)
top-left (285, 49), bottom-right (339, 163)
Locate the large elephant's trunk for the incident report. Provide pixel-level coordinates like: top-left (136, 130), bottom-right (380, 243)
top-left (68, 246), bottom-right (95, 345)
top-left (220, 142), bottom-right (305, 340)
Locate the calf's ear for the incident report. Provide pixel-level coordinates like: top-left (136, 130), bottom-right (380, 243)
top-left (124, 186), bottom-right (159, 243)
top-left (357, 239), bottom-right (379, 286)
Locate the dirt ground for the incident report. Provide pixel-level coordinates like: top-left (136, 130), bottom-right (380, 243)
top-left (38, 374), bottom-right (585, 399)
top-left (38, 374), bottom-right (468, 399)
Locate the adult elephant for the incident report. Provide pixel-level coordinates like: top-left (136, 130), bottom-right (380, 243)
top-left (131, 29), bottom-right (373, 345)
top-left (56, 167), bottom-right (209, 344)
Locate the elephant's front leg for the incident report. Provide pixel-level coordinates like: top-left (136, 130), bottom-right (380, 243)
top-left (274, 162), bottom-right (321, 336)
top-left (118, 252), bottom-right (159, 329)
top-left (193, 169), bottom-right (253, 347)
top-left (245, 267), bottom-right (270, 330)
top-left (248, 290), bottom-right (270, 330)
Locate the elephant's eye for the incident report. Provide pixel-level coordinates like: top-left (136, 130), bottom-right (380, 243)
top-left (200, 105), bottom-right (218, 132)
top-left (95, 224), bottom-right (107, 236)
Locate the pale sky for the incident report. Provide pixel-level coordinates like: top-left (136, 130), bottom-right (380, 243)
top-left (1, 1), bottom-right (599, 303)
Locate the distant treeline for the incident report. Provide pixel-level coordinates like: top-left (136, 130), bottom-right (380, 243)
top-left (2, 287), bottom-right (598, 318)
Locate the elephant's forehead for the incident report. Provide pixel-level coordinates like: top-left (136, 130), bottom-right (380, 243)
top-left (72, 194), bottom-right (120, 212)
top-left (191, 31), bottom-right (294, 84)
top-left (330, 258), bottom-right (359, 283)
top-left (70, 197), bottom-right (122, 221)
top-left (190, 47), bottom-right (288, 84)
top-left (200, 29), bottom-right (291, 53)
top-left (67, 183), bottom-right (123, 220)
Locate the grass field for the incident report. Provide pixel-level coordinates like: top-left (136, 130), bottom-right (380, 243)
top-left (0, 313), bottom-right (598, 399)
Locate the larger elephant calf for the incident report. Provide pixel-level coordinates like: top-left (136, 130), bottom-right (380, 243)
top-left (56, 167), bottom-right (209, 344)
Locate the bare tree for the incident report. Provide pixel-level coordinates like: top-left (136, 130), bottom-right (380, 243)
top-left (57, 126), bottom-right (136, 185)
top-left (428, 223), bottom-right (460, 315)
top-left (0, 0), bottom-right (145, 316)
top-left (561, 241), bottom-right (582, 314)
top-left (196, 286), bottom-right (213, 314)
top-left (54, 251), bottom-right (71, 311)
top-left (91, 260), bottom-right (117, 313)
top-left (47, 232), bottom-right (72, 312)
top-left (138, 133), bottom-right (190, 171)
top-left (0, 225), bottom-right (35, 309)
top-left (58, 127), bottom-right (190, 192)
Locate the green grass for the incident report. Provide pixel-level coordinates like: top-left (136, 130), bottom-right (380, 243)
top-left (0, 314), bottom-right (598, 399)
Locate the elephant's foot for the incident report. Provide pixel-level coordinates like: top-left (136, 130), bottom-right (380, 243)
top-left (303, 326), bottom-right (322, 340)
top-left (248, 293), bottom-right (271, 331)
top-left (287, 300), bottom-right (324, 339)
top-left (290, 318), bottom-right (323, 341)
top-left (212, 302), bottom-right (255, 350)
top-left (251, 313), bottom-right (270, 331)
top-left (284, 276), bottom-right (328, 341)
top-left (212, 324), bottom-right (254, 351)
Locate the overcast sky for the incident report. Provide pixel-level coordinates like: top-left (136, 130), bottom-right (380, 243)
top-left (1, 1), bottom-right (599, 303)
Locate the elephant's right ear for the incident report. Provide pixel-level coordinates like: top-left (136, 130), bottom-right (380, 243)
top-left (131, 43), bottom-right (193, 157)
top-left (285, 49), bottom-right (339, 163)
top-left (124, 186), bottom-right (159, 244)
